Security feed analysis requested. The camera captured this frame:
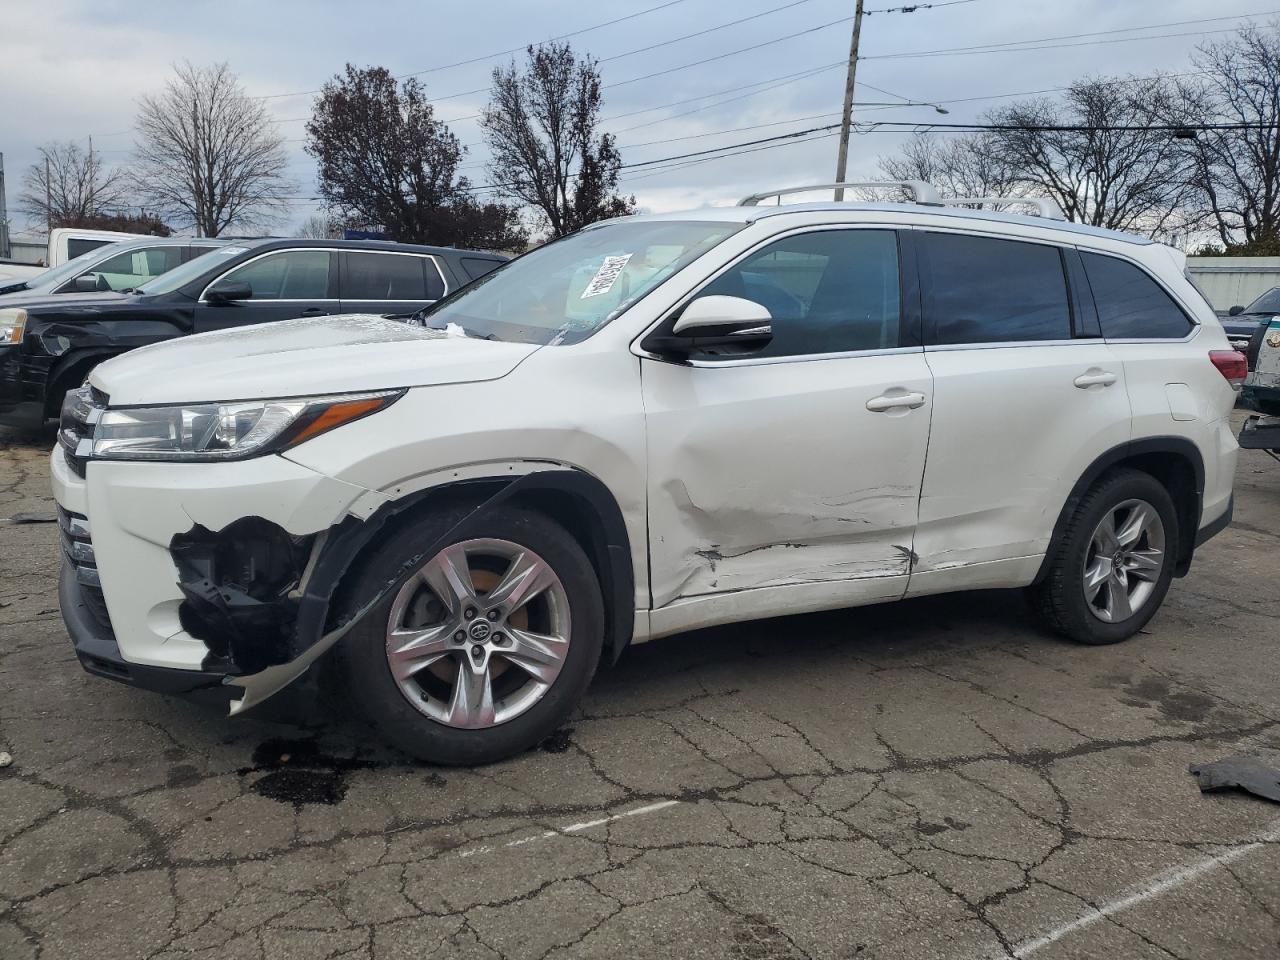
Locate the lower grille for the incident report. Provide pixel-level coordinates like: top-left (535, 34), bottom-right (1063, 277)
top-left (58, 506), bottom-right (113, 635)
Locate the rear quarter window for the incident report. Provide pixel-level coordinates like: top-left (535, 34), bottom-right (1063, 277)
top-left (1081, 252), bottom-right (1193, 339)
top-left (461, 257), bottom-right (504, 282)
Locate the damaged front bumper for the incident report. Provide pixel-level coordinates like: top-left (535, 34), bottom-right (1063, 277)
top-left (51, 444), bottom-right (387, 712)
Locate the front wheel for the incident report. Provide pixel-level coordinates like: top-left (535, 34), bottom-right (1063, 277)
top-left (336, 506), bottom-right (604, 764)
top-left (1029, 469), bottom-right (1178, 645)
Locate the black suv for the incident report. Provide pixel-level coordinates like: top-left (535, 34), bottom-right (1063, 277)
top-left (0, 239), bottom-right (507, 429)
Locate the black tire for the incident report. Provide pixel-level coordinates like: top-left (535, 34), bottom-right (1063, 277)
top-left (1028, 468), bottom-right (1179, 645)
top-left (334, 504), bottom-right (604, 765)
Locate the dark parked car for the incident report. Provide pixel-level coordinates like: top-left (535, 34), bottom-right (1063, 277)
top-left (0, 239), bottom-right (507, 429)
top-left (1223, 286), bottom-right (1280, 358)
top-left (0, 237), bottom-right (228, 298)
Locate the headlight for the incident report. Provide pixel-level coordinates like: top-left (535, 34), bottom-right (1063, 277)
top-left (0, 308), bottom-right (26, 344)
top-left (89, 389), bottom-right (402, 461)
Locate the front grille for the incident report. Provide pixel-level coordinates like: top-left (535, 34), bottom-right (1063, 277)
top-left (58, 506), bottom-right (113, 635)
top-left (58, 385), bottom-right (107, 477)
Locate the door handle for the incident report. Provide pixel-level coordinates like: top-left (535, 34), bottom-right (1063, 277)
top-left (1074, 369), bottom-right (1117, 388)
top-left (300, 307), bottom-right (328, 316)
top-left (866, 391), bottom-right (927, 412)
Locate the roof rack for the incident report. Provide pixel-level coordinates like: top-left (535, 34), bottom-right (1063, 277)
top-left (738, 180), bottom-right (942, 207)
top-left (941, 196), bottom-right (1066, 220)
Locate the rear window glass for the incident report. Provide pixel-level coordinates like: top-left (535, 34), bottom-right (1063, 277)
top-left (1082, 252), bottom-right (1193, 339)
top-left (345, 252), bottom-right (432, 301)
top-left (922, 233), bottom-right (1071, 344)
top-left (461, 257), bottom-right (504, 282)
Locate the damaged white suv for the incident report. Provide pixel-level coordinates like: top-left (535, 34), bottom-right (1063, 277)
top-left (53, 182), bottom-right (1244, 764)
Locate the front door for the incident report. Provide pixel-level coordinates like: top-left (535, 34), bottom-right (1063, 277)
top-left (641, 227), bottom-right (934, 634)
top-left (195, 249), bottom-right (337, 333)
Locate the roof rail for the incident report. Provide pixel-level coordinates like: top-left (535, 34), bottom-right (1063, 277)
top-left (941, 196), bottom-right (1066, 220)
top-left (738, 180), bottom-right (942, 207)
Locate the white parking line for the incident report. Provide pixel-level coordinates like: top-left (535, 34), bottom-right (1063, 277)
top-left (458, 799), bottom-right (681, 858)
top-left (997, 820), bottom-right (1280, 959)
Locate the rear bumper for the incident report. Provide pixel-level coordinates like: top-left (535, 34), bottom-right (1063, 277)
top-left (1196, 494), bottom-right (1233, 548)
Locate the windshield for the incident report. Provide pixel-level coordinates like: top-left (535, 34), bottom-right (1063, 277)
top-left (24, 246), bottom-right (119, 291)
top-left (134, 245), bottom-right (247, 295)
top-left (421, 220), bottom-right (742, 344)
top-left (1244, 287), bottom-right (1280, 315)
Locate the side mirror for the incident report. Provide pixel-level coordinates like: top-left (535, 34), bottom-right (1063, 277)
top-left (645, 295), bottom-right (773, 357)
top-left (1229, 305), bottom-right (1245, 316)
top-left (73, 275), bottom-right (100, 293)
top-left (206, 280), bottom-right (253, 304)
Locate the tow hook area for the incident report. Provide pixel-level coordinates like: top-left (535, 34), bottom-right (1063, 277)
top-left (170, 518), bottom-right (313, 675)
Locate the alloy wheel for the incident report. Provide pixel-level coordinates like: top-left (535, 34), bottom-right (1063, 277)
top-left (1082, 498), bottom-right (1166, 623)
top-left (384, 538), bottom-right (571, 729)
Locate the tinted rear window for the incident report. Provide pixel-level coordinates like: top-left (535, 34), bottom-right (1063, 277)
top-left (345, 252), bottom-right (439, 301)
top-left (1082, 252), bottom-right (1192, 339)
top-left (461, 257), bottom-right (504, 282)
top-left (922, 233), bottom-right (1071, 344)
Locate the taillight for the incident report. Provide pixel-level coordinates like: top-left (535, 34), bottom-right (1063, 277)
top-left (1209, 350), bottom-right (1248, 390)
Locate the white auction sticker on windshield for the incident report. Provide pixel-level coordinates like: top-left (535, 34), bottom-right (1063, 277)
top-left (580, 254), bottom-right (632, 298)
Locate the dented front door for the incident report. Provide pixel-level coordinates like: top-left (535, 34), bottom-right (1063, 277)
top-left (642, 351), bottom-right (933, 609)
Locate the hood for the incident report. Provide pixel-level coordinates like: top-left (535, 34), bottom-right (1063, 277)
top-left (90, 314), bottom-right (541, 405)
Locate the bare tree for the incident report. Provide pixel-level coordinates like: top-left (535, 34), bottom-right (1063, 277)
top-left (306, 65), bottom-right (527, 250)
top-left (482, 43), bottom-right (634, 238)
top-left (19, 140), bottom-right (129, 229)
top-left (134, 62), bottom-right (293, 236)
top-left (1177, 23), bottom-right (1280, 250)
top-left (879, 132), bottom-right (1020, 198)
top-left (985, 77), bottom-right (1200, 237)
top-left (295, 211), bottom-right (344, 239)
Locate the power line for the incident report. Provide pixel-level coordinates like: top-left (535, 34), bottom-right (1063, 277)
top-left (864, 0), bottom-right (978, 13)
top-left (255, 0), bottom-right (693, 100)
top-left (864, 10), bottom-right (1280, 60)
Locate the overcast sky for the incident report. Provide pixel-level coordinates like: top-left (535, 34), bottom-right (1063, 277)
top-left (0, 0), bottom-right (1271, 235)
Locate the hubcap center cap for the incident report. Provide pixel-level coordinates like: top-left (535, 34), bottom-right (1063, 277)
top-left (468, 620), bottom-right (492, 642)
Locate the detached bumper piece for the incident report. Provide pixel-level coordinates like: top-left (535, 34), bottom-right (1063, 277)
top-left (1238, 415), bottom-right (1280, 456)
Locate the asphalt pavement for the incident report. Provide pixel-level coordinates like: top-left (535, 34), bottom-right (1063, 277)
top-left (1, 422), bottom-right (1277, 959)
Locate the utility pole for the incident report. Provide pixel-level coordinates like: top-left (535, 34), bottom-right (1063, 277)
top-left (44, 155), bottom-right (52, 239)
top-left (833, 0), bottom-right (865, 201)
top-left (0, 152), bottom-right (9, 260)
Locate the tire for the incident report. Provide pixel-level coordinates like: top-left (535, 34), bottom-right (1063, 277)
top-left (334, 504), bottom-right (604, 765)
top-left (1028, 468), bottom-right (1179, 645)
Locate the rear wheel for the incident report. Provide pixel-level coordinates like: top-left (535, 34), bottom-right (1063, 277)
top-left (336, 506), bottom-right (604, 764)
top-left (1029, 469), bottom-right (1178, 645)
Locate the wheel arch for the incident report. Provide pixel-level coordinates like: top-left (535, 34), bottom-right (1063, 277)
top-left (1034, 437), bottom-right (1205, 583)
top-left (305, 467), bottom-right (635, 667)
top-left (43, 349), bottom-right (119, 418)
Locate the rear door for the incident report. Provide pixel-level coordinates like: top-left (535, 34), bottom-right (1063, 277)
top-left (909, 229), bottom-right (1131, 595)
top-left (339, 251), bottom-right (446, 316)
top-left (193, 248), bottom-right (338, 333)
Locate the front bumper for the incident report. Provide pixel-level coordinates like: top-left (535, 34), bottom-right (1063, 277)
top-left (0, 346), bottom-right (47, 429)
top-left (51, 445), bottom-right (382, 703)
top-left (59, 563), bottom-right (233, 704)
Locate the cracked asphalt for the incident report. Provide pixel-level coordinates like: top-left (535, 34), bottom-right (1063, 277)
top-left (1, 422), bottom-right (1278, 960)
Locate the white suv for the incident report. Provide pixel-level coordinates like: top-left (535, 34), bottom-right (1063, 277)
top-left (52, 183), bottom-right (1244, 764)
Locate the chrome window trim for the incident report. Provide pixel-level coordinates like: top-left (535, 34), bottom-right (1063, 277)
top-left (197, 247), bottom-right (338, 303)
top-left (679, 344), bottom-right (924, 368)
top-left (631, 222), bottom-right (909, 367)
top-left (342, 249), bottom-right (450, 300)
top-left (925, 338), bottom-right (1088, 352)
